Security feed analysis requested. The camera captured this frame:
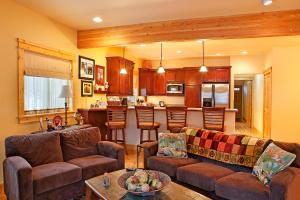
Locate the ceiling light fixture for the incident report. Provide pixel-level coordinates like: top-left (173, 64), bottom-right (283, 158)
top-left (196, 39), bottom-right (204, 43)
top-left (120, 47), bottom-right (127, 75)
top-left (140, 44), bottom-right (146, 47)
top-left (93, 17), bottom-right (103, 23)
top-left (157, 43), bottom-right (165, 73)
top-left (200, 40), bottom-right (208, 73)
top-left (262, 0), bottom-right (272, 6)
top-left (216, 53), bottom-right (222, 56)
top-left (241, 51), bottom-right (248, 55)
top-left (176, 50), bottom-right (182, 54)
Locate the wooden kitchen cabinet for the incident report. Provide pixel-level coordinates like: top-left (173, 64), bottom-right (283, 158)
top-left (185, 69), bottom-right (202, 85)
top-left (215, 67), bottom-right (231, 82)
top-left (139, 68), bottom-right (154, 95)
top-left (203, 67), bottom-right (231, 83)
top-left (107, 57), bottom-right (134, 95)
top-left (175, 69), bottom-right (185, 82)
top-left (153, 72), bottom-right (166, 95)
top-left (165, 70), bottom-right (176, 82)
top-left (185, 85), bottom-right (201, 107)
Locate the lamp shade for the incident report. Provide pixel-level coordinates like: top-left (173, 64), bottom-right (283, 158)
top-left (120, 68), bottom-right (128, 74)
top-left (59, 85), bottom-right (72, 98)
top-left (200, 65), bottom-right (208, 73)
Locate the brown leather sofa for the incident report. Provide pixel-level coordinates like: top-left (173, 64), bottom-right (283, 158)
top-left (143, 141), bottom-right (300, 200)
top-left (3, 127), bottom-right (124, 200)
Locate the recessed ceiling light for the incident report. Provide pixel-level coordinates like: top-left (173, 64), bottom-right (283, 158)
top-left (216, 53), bottom-right (222, 56)
top-left (139, 44), bottom-right (146, 47)
top-left (262, 0), bottom-right (272, 6)
top-left (93, 17), bottom-right (103, 23)
top-left (241, 51), bottom-right (248, 55)
top-left (176, 50), bottom-right (182, 54)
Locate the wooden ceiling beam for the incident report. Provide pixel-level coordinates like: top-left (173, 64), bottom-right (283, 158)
top-left (77, 9), bottom-right (300, 48)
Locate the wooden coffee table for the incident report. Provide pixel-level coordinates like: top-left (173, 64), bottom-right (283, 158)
top-left (85, 170), bottom-right (211, 200)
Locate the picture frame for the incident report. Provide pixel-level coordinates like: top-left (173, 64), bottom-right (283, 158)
top-left (81, 80), bottom-right (93, 97)
top-left (78, 56), bottom-right (95, 80)
top-left (95, 65), bottom-right (105, 85)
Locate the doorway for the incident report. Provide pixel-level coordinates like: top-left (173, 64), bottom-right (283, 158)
top-left (234, 80), bottom-right (252, 127)
top-left (234, 74), bottom-right (264, 137)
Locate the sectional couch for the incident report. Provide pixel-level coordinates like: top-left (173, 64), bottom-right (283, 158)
top-left (3, 126), bottom-right (125, 200)
top-left (143, 137), bottom-right (300, 200)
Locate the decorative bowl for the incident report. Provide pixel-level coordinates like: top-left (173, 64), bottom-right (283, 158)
top-left (117, 170), bottom-right (171, 196)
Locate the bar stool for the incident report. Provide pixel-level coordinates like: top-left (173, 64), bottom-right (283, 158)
top-left (202, 107), bottom-right (225, 132)
top-left (105, 106), bottom-right (128, 154)
top-left (135, 106), bottom-right (160, 144)
top-left (166, 106), bottom-right (188, 133)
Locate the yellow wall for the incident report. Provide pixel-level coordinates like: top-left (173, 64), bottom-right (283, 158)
top-left (0, 0), bottom-right (79, 182)
top-left (270, 47), bottom-right (300, 143)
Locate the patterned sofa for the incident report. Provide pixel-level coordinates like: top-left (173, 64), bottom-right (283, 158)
top-left (3, 127), bottom-right (125, 200)
top-left (143, 128), bottom-right (300, 200)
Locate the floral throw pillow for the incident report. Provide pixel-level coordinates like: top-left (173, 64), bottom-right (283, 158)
top-left (252, 142), bottom-right (296, 186)
top-left (157, 132), bottom-right (187, 158)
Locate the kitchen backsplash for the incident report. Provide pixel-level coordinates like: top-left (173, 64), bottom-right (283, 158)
top-left (147, 96), bottom-right (185, 106)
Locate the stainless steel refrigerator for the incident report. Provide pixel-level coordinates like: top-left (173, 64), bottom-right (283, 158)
top-left (201, 83), bottom-right (230, 108)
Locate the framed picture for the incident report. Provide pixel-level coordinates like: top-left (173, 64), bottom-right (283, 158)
top-left (81, 80), bottom-right (93, 97)
top-left (79, 56), bottom-right (95, 80)
top-left (95, 65), bottom-right (105, 85)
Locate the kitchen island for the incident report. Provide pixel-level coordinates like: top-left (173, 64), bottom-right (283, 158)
top-left (78, 107), bottom-right (237, 145)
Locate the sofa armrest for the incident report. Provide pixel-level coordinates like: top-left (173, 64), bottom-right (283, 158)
top-left (270, 167), bottom-right (300, 200)
top-left (97, 141), bottom-right (125, 169)
top-left (140, 141), bottom-right (158, 169)
top-left (3, 156), bottom-right (33, 200)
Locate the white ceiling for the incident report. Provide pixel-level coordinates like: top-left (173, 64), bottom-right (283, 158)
top-left (14, 0), bottom-right (300, 30)
top-left (125, 36), bottom-right (300, 60)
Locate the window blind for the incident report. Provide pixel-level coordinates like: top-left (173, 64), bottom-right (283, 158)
top-left (24, 51), bottom-right (71, 79)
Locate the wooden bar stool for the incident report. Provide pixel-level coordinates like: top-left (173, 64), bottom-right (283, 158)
top-left (105, 106), bottom-right (128, 154)
top-left (202, 107), bottom-right (225, 132)
top-left (135, 106), bottom-right (160, 144)
top-left (166, 106), bottom-right (188, 133)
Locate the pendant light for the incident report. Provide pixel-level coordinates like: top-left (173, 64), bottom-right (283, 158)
top-left (120, 46), bottom-right (127, 74)
top-left (199, 40), bottom-right (208, 73)
top-left (157, 43), bottom-right (165, 73)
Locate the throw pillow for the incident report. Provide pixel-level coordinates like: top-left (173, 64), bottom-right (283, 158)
top-left (157, 132), bottom-right (187, 158)
top-left (252, 142), bottom-right (296, 185)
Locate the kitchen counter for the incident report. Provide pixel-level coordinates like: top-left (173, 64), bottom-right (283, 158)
top-left (78, 107), bottom-right (237, 145)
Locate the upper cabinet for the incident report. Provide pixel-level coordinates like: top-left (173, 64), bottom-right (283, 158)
top-left (107, 57), bottom-right (134, 95)
top-left (139, 68), bottom-right (165, 96)
top-left (203, 67), bottom-right (231, 83)
top-left (165, 69), bottom-right (185, 82)
top-left (139, 68), bottom-right (154, 96)
top-left (185, 68), bottom-right (202, 85)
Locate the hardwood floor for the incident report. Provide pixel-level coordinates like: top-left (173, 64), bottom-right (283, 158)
top-left (235, 122), bottom-right (263, 138)
top-left (0, 146), bottom-right (144, 200)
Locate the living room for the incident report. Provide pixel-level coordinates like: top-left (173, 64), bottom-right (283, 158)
top-left (1, 0), bottom-right (300, 200)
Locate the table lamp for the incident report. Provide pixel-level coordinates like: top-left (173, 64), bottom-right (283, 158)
top-left (59, 85), bottom-right (72, 127)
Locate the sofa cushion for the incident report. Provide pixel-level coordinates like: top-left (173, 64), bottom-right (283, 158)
top-left (147, 156), bottom-right (199, 177)
top-left (274, 141), bottom-right (300, 168)
top-left (252, 142), bottom-right (296, 185)
top-left (32, 162), bottom-right (81, 194)
top-left (177, 163), bottom-right (234, 191)
top-left (215, 172), bottom-right (269, 200)
top-left (60, 127), bottom-right (101, 161)
top-left (67, 155), bottom-right (118, 179)
top-left (5, 132), bottom-right (63, 167)
top-left (157, 132), bottom-right (187, 158)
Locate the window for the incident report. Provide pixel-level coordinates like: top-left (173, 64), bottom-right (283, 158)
top-left (18, 39), bottom-right (75, 123)
top-left (24, 76), bottom-right (72, 112)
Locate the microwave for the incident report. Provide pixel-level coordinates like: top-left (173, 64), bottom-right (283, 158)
top-left (166, 83), bottom-right (184, 95)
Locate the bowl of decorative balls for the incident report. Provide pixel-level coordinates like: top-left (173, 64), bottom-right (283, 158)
top-left (118, 170), bottom-right (171, 196)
